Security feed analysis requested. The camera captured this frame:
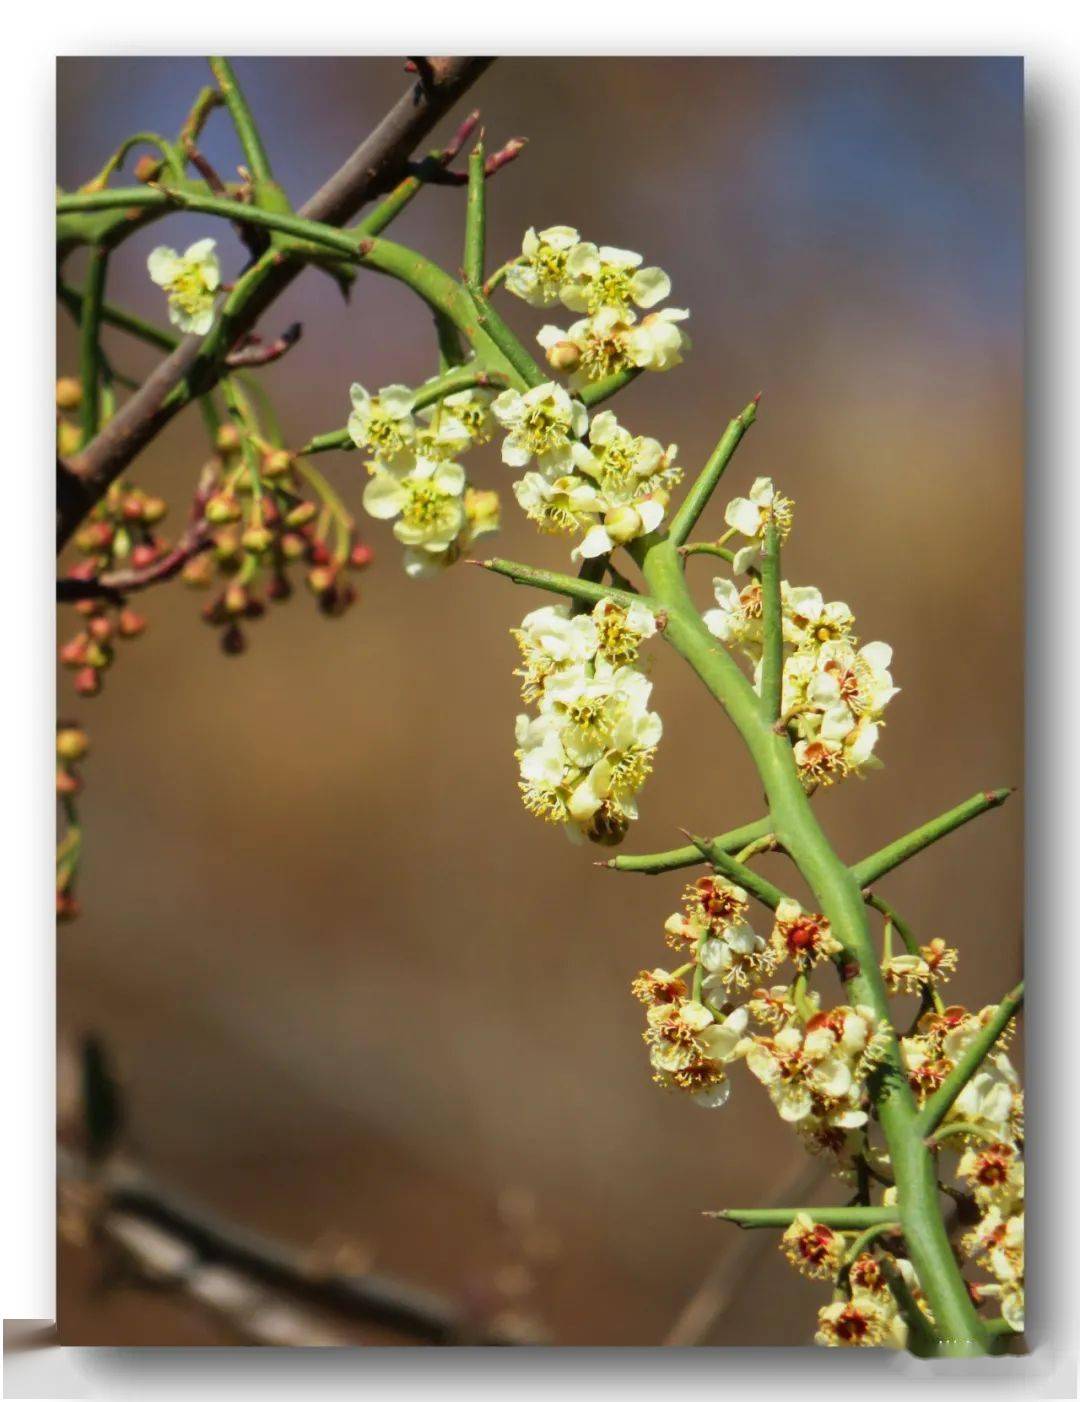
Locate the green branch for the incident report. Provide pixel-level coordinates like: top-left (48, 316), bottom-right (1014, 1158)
top-left (602, 816), bottom-right (772, 874)
top-left (759, 522), bottom-right (782, 720)
top-left (209, 57), bottom-right (274, 185)
top-left (578, 367), bottom-right (642, 408)
top-left (638, 524), bottom-right (990, 1354)
top-left (78, 248), bottom-right (110, 442)
top-left (709, 1206), bottom-right (896, 1230)
top-left (667, 398), bottom-right (758, 547)
top-left (851, 789), bottom-right (1012, 888)
top-left (473, 557), bottom-right (641, 611)
top-left (463, 143), bottom-right (485, 289)
top-left (918, 983), bottom-right (1024, 1136)
top-left (686, 831), bottom-right (787, 912)
top-left (678, 540), bottom-right (736, 564)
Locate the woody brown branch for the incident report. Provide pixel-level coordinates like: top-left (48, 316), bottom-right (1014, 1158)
top-left (60, 1149), bottom-right (536, 1346)
top-left (58, 56), bottom-right (494, 552)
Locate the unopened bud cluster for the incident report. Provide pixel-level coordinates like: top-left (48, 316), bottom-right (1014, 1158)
top-left (60, 477), bottom-right (156, 697)
top-left (183, 423), bottom-right (371, 655)
top-left (56, 722), bottom-right (89, 922)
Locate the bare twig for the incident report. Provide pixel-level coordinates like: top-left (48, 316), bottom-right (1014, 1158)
top-left (60, 1148), bottom-right (537, 1346)
top-left (225, 322), bottom-right (302, 368)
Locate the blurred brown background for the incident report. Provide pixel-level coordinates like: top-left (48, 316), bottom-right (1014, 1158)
top-left (56, 57), bottom-right (1023, 1346)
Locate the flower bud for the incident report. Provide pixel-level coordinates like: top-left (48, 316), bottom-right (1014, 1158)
top-left (56, 726), bottom-right (90, 762)
top-left (57, 420), bottom-right (83, 456)
top-left (281, 532), bottom-right (306, 561)
top-left (603, 504), bottom-right (643, 545)
top-left (59, 634), bottom-right (89, 668)
top-left (74, 666), bottom-right (101, 697)
top-left (117, 609), bottom-right (147, 639)
top-left (56, 767), bottom-right (81, 797)
top-left (241, 525), bottom-right (273, 555)
top-left (285, 501), bottom-right (318, 529)
top-left (76, 522), bottom-right (113, 554)
top-left (206, 493), bottom-right (241, 525)
top-left (182, 555), bottom-right (213, 587)
top-left (130, 544), bottom-right (158, 570)
top-left (141, 495), bottom-right (168, 525)
top-left (215, 424), bottom-right (242, 454)
top-left (55, 377), bottom-right (83, 411)
top-left (307, 566), bottom-right (335, 596)
top-left (134, 153), bottom-right (164, 183)
top-left (87, 615), bottom-right (113, 643)
top-left (84, 640), bottom-right (113, 670)
top-left (262, 449), bottom-right (293, 479)
top-left (545, 340), bottom-right (581, 372)
top-left (224, 583), bottom-right (248, 616)
top-left (349, 543), bottom-right (374, 571)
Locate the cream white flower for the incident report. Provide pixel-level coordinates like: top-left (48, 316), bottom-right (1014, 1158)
top-left (506, 225), bottom-right (582, 307)
top-left (401, 485), bottom-right (500, 578)
top-left (807, 639), bottom-right (899, 719)
top-left (703, 577), bottom-right (764, 655)
top-left (569, 410), bottom-right (678, 555)
top-left (626, 307), bottom-right (691, 371)
top-left (512, 604), bottom-right (599, 700)
top-left (512, 471), bottom-right (600, 536)
top-left (493, 381), bottom-right (587, 473)
top-left (591, 598), bottom-right (657, 667)
top-left (362, 457), bottom-right (465, 552)
top-left (645, 999), bottom-right (747, 1106)
top-left (538, 305), bottom-right (690, 386)
top-left (147, 237), bottom-right (220, 335)
top-left (347, 383), bottom-right (417, 468)
top-left (417, 386), bottom-right (496, 457)
top-left (724, 477), bottom-right (795, 573)
top-left (561, 243), bottom-right (671, 317)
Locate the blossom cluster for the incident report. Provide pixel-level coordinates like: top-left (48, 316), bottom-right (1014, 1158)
top-left (512, 599), bottom-right (661, 845)
top-left (633, 867), bottom-right (1024, 1342)
top-left (505, 225), bottom-right (690, 386)
top-left (902, 1004), bottom-right (1025, 1330)
top-left (494, 393), bottom-right (682, 559)
top-left (350, 381), bottom-right (500, 577)
top-left (703, 477), bottom-right (899, 787)
top-left (634, 878), bottom-right (891, 1137)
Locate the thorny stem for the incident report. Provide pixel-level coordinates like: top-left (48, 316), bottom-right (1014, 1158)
top-left (603, 816), bottom-right (773, 874)
top-left (208, 58), bottom-right (274, 185)
top-left (667, 398), bottom-right (758, 547)
top-left (78, 248), bottom-right (109, 442)
top-left (710, 1206), bottom-right (897, 1230)
top-left (851, 789), bottom-right (1012, 888)
top-left (473, 558), bottom-right (640, 612)
top-left (678, 540), bottom-right (736, 564)
top-left (633, 524), bottom-right (991, 1355)
top-left (463, 143), bottom-right (486, 289)
top-left (918, 983), bottom-right (1024, 1136)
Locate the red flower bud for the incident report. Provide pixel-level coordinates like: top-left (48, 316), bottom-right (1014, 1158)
top-left (74, 666), bottom-right (101, 697)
